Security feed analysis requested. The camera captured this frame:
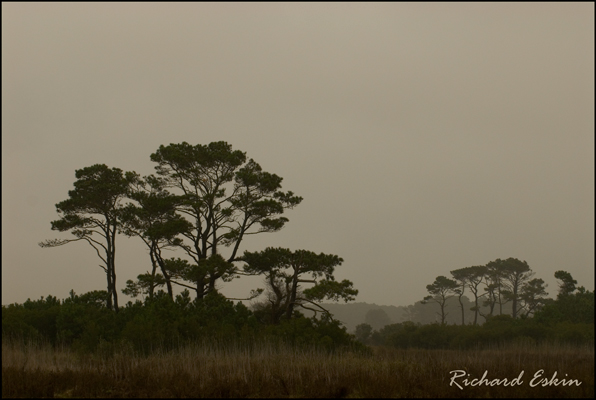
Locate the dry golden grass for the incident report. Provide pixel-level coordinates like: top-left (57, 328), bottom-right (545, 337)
top-left (2, 339), bottom-right (593, 398)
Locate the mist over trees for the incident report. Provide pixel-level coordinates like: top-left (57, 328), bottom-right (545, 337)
top-left (301, 263), bottom-right (592, 352)
top-left (322, 257), bottom-right (561, 336)
top-left (344, 270), bottom-right (593, 349)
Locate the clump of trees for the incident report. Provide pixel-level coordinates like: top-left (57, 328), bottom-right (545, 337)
top-left (354, 270), bottom-right (593, 349)
top-left (29, 141), bottom-right (362, 351)
top-left (421, 258), bottom-right (551, 325)
top-left (535, 270), bottom-right (594, 326)
top-left (38, 142), bottom-right (354, 316)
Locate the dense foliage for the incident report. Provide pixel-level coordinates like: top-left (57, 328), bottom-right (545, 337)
top-left (2, 290), bottom-right (366, 355)
top-left (4, 281), bottom-right (592, 355)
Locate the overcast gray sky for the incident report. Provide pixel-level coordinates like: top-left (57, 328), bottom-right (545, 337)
top-left (2, 3), bottom-right (594, 308)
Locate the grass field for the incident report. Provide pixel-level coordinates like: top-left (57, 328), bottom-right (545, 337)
top-left (2, 339), bottom-right (593, 398)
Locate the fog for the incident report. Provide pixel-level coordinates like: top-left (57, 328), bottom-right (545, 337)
top-left (2, 3), bottom-right (593, 307)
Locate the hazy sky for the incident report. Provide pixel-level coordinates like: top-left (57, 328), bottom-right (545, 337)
top-left (2, 3), bottom-right (594, 308)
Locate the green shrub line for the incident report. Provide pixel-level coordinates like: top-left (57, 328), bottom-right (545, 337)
top-left (362, 316), bottom-right (594, 349)
top-left (2, 289), bottom-right (594, 356)
top-left (2, 290), bottom-right (369, 356)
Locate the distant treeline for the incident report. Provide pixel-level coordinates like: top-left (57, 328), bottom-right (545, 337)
top-left (2, 272), bottom-right (593, 355)
top-left (312, 270), bottom-right (593, 333)
top-left (309, 296), bottom-right (508, 333)
top-left (422, 259), bottom-right (563, 325)
top-left (351, 273), bottom-right (593, 349)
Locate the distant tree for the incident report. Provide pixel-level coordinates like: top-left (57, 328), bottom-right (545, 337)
top-left (406, 300), bottom-right (445, 325)
top-left (535, 271), bottom-right (594, 325)
top-left (364, 308), bottom-right (392, 331)
top-left (450, 268), bottom-right (469, 325)
top-left (451, 265), bottom-right (487, 325)
top-left (554, 270), bottom-right (577, 298)
top-left (480, 279), bottom-right (499, 321)
top-left (496, 258), bottom-right (534, 319)
top-left (483, 260), bottom-right (508, 317)
top-left (482, 258), bottom-right (534, 319)
top-left (39, 164), bottom-right (136, 312)
top-left (402, 304), bottom-right (418, 322)
top-left (354, 323), bottom-right (373, 344)
top-left (422, 276), bottom-right (459, 325)
top-left (559, 286), bottom-right (594, 324)
top-left (150, 142), bottom-right (302, 299)
top-left (518, 278), bottom-right (548, 317)
top-left (242, 247), bottom-right (357, 324)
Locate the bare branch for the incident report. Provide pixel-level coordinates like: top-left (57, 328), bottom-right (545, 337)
top-left (38, 238), bottom-right (79, 248)
top-left (84, 240), bottom-right (108, 265)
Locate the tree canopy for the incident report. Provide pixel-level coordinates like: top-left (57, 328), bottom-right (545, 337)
top-left (149, 142), bottom-right (303, 298)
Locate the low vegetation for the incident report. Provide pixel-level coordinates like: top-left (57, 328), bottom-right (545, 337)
top-left (2, 338), bottom-right (593, 398)
top-left (2, 286), bottom-right (594, 397)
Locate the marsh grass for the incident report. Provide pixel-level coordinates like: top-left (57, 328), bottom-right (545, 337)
top-left (2, 339), bottom-right (593, 398)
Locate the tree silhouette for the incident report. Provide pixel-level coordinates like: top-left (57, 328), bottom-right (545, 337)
top-left (451, 265), bottom-right (487, 325)
top-left (518, 278), bottom-right (548, 317)
top-left (554, 270), bottom-right (577, 298)
top-left (39, 164), bottom-right (136, 311)
top-left (423, 276), bottom-right (459, 325)
top-left (150, 142), bottom-right (302, 298)
top-left (242, 247), bottom-right (357, 324)
top-left (120, 174), bottom-right (191, 299)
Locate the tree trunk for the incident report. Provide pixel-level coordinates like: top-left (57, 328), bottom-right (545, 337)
top-left (473, 295), bottom-right (479, 325)
top-left (106, 267), bottom-right (113, 310)
top-left (458, 293), bottom-right (465, 325)
top-left (154, 245), bottom-right (173, 299)
top-left (440, 299), bottom-right (447, 325)
top-left (285, 270), bottom-right (300, 320)
top-left (110, 222), bottom-right (119, 312)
